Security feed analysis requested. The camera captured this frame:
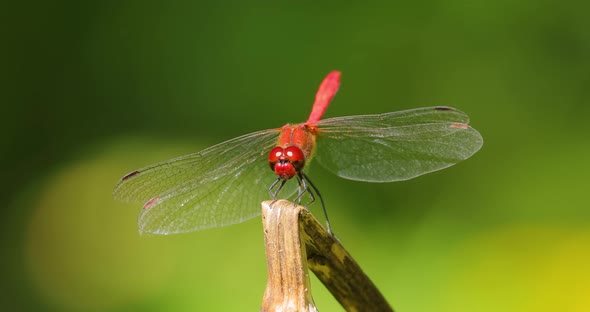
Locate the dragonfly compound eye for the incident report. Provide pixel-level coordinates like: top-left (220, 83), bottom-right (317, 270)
top-left (268, 146), bottom-right (285, 171)
top-left (284, 146), bottom-right (305, 172)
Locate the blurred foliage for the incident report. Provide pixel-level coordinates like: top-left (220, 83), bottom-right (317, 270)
top-left (2, 0), bottom-right (589, 311)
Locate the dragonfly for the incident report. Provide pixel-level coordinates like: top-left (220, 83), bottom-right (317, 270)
top-left (113, 71), bottom-right (483, 235)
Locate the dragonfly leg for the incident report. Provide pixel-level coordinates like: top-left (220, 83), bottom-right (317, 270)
top-left (268, 178), bottom-right (287, 201)
top-left (295, 174), bottom-right (315, 206)
top-left (294, 175), bottom-right (308, 205)
top-left (300, 172), bottom-right (333, 235)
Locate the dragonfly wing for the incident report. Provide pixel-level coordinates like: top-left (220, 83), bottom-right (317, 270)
top-left (313, 106), bottom-right (483, 182)
top-left (113, 128), bottom-right (296, 234)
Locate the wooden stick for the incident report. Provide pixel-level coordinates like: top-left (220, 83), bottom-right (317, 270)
top-left (261, 200), bottom-right (318, 312)
top-left (261, 200), bottom-right (393, 312)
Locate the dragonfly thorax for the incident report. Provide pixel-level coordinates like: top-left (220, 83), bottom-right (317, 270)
top-left (268, 146), bottom-right (306, 180)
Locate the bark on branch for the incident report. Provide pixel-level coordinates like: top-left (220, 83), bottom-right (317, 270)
top-left (261, 200), bottom-right (393, 312)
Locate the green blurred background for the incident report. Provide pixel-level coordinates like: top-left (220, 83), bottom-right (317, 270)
top-left (3, 1), bottom-right (589, 311)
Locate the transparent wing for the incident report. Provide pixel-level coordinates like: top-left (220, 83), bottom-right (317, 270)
top-left (113, 128), bottom-right (297, 234)
top-left (313, 106), bottom-right (483, 182)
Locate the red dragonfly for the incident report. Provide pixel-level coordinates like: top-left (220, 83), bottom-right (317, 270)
top-left (113, 71), bottom-right (483, 235)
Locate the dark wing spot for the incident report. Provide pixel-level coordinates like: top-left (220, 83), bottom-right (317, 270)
top-left (121, 170), bottom-right (140, 181)
top-left (434, 106), bottom-right (453, 111)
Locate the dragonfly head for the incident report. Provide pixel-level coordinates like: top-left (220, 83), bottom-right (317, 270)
top-left (268, 146), bottom-right (305, 180)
